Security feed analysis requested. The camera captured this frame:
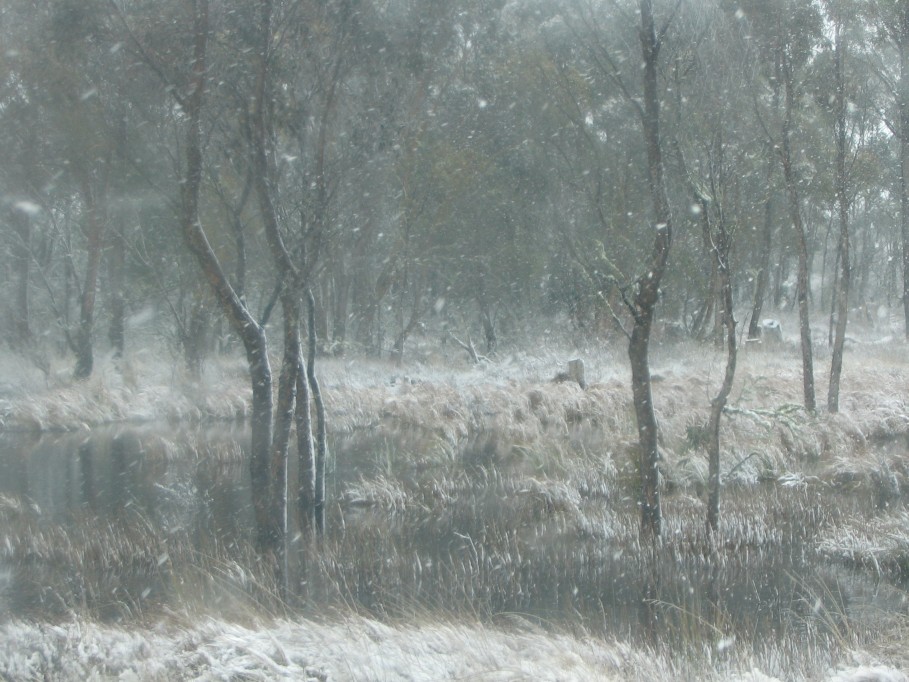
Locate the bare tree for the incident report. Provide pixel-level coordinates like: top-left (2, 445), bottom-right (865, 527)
top-left (780, 44), bottom-right (816, 412)
top-left (171, 0), bottom-right (278, 554)
top-left (828, 10), bottom-right (852, 413)
top-left (71, 171), bottom-right (108, 380)
top-left (626, 0), bottom-right (675, 540)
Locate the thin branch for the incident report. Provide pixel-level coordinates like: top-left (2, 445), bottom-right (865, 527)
top-left (656, 0), bottom-right (684, 48)
top-left (449, 332), bottom-right (484, 364)
top-left (106, 0), bottom-right (187, 109)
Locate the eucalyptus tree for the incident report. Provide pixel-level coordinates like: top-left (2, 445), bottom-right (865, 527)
top-left (662, 0), bottom-right (756, 533)
top-left (240, 0), bottom-right (374, 537)
top-left (739, 0), bottom-right (825, 411)
top-left (541, 0), bottom-right (678, 539)
top-left (112, 0), bottom-right (284, 554)
top-left (136, 0), bottom-right (378, 545)
top-left (869, 0), bottom-right (909, 337)
top-left (623, 0), bottom-right (677, 539)
top-left (826, 2), bottom-right (853, 413)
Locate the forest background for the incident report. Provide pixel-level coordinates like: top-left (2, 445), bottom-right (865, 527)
top-left (4, 0), bottom-right (908, 384)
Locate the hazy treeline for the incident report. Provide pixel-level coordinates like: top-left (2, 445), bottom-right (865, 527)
top-left (0, 0), bottom-right (905, 372)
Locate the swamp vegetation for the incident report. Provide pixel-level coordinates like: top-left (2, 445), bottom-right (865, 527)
top-left (1, 339), bottom-right (908, 679)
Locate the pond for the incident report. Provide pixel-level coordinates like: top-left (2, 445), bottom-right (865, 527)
top-left (0, 423), bottom-right (905, 655)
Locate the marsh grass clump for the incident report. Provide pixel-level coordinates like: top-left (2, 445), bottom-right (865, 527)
top-left (817, 509), bottom-right (909, 581)
top-left (2, 420), bottom-right (907, 679)
top-left (2, 494), bottom-right (287, 624)
top-left (3, 505), bottom-right (186, 620)
top-left (309, 450), bottom-right (889, 669)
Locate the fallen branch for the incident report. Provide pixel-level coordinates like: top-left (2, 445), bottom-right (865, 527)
top-left (449, 333), bottom-right (486, 364)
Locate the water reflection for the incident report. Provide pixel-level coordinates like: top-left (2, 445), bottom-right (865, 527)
top-left (0, 427), bottom-right (252, 530)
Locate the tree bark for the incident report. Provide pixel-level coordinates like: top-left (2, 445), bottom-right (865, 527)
top-left (307, 290), bottom-right (327, 536)
top-left (249, 0), bottom-right (325, 547)
top-left (296, 346), bottom-right (316, 538)
top-left (181, 295), bottom-right (210, 379)
top-left (899, 6), bottom-right (909, 340)
top-left (780, 50), bottom-right (815, 412)
top-left (748, 157), bottom-right (775, 340)
top-left (705, 207), bottom-right (736, 535)
top-left (177, 0), bottom-right (277, 554)
top-left (107, 219), bottom-right (126, 358)
top-left (73, 176), bottom-right (106, 380)
top-left (828, 18), bottom-right (851, 413)
top-left (628, 0), bottom-right (672, 541)
top-left (673, 133), bottom-right (737, 535)
top-left (10, 207), bottom-right (32, 348)
top-left (271, 292), bottom-right (301, 585)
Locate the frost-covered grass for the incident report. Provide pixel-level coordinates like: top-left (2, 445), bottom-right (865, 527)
top-left (818, 509), bottom-right (909, 578)
top-left (0, 348), bottom-right (252, 431)
top-left (0, 615), bottom-right (668, 681)
top-left (1, 613), bottom-right (907, 681)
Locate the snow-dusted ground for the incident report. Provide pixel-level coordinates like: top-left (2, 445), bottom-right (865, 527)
top-left (1, 614), bottom-right (907, 682)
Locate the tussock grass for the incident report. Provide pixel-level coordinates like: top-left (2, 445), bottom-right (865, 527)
top-left (817, 509), bottom-right (909, 580)
top-left (0, 350), bottom-right (251, 432)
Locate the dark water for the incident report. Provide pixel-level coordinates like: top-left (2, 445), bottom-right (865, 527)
top-left (0, 424), bottom-right (905, 649)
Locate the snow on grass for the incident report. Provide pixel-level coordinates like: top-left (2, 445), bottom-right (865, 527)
top-left (817, 509), bottom-right (909, 575)
top-left (3, 334), bottom-right (909, 494)
top-left (3, 333), bottom-right (909, 681)
top-left (827, 665), bottom-right (909, 682)
top-left (0, 350), bottom-right (252, 431)
top-left (0, 615), bottom-right (657, 681)
top-left (1, 614), bottom-right (906, 681)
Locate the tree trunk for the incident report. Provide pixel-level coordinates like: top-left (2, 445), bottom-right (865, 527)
top-left (899, 7), bottom-right (909, 339)
top-left (248, 0), bottom-right (312, 555)
top-left (307, 290), bottom-right (327, 536)
top-left (828, 18), bottom-right (851, 414)
top-left (177, 0), bottom-right (277, 554)
top-left (480, 304), bottom-right (497, 355)
top-left (331, 265), bottom-right (350, 355)
top-left (629, 0), bottom-right (672, 541)
top-left (355, 256), bottom-right (396, 354)
top-left (270, 292), bottom-right (301, 587)
top-left (181, 296), bottom-right (210, 379)
top-left (748, 158), bottom-right (774, 340)
top-left (690, 263), bottom-right (715, 341)
top-left (705, 209), bottom-right (737, 535)
top-left (108, 219), bottom-right (126, 358)
top-left (781, 51), bottom-right (815, 412)
top-left (391, 265), bottom-right (425, 365)
top-left (73, 177), bottom-right (106, 380)
top-left (296, 346), bottom-right (316, 538)
top-left (10, 207), bottom-right (32, 348)
top-left (475, 267), bottom-right (497, 354)
top-left (673, 130), bottom-right (737, 533)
